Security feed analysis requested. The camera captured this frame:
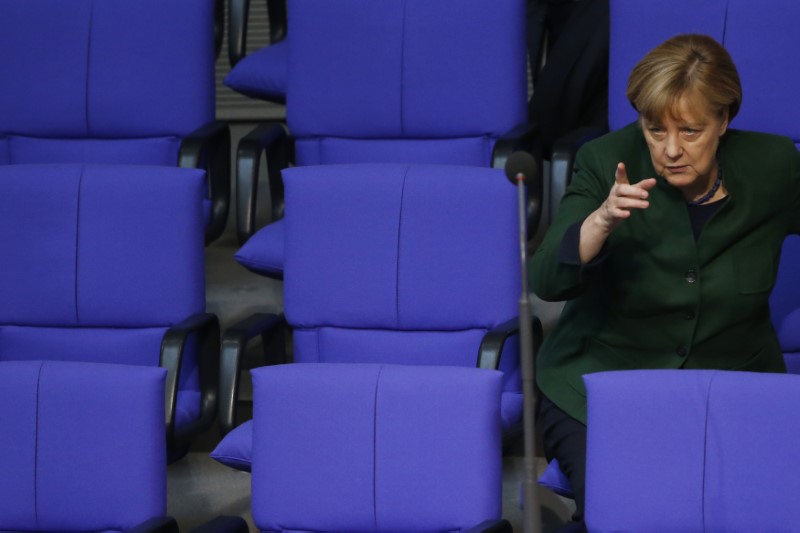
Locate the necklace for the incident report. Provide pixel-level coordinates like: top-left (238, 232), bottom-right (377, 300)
top-left (687, 167), bottom-right (723, 206)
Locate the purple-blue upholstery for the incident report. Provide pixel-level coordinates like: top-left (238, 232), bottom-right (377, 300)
top-left (779, 309), bottom-right (800, 375)
top-left (0, 0), bottom-right (216, 213)
top-left (584, 370), bottom-right (800, 532)
top-left (284, 164), bottom-right (521, 428)
top-left (251, 363), bottom-right (503, 532)
top-left (772, 235), bottom-right (800, 371)
top-left (724, 0), bottom-right (800, 147)
top-left (608, 0), bottom-right (727, 131)
top-left (287, 0), bottom-right (525, 152)
top-left (224, 40), bottom-right (288, 102)
top-left (215, 163), bottom-right (521, 472)
top-left (235, 219), bottom-right (285, 277)
top-left (234, 0), bottom-right (527, 278)
top-left (0, 164), bottom-right (206, 431)
top-left (0, 360), bottom-right (166, 532)
top-left (609, 0), bottom-right (800, 146)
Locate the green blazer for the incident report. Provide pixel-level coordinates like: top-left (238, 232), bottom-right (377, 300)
top-left (530, 122), bottom-right (800, 424)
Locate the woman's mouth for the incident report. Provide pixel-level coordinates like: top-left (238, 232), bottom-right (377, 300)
top-left (666, 165), bottom-right (688, 173)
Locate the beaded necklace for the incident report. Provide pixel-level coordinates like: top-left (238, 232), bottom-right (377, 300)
top-left (687, 165), bottom-right (723, 206)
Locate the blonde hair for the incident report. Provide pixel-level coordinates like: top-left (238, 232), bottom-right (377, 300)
top-left (627, 34), bottom-right (742, 123)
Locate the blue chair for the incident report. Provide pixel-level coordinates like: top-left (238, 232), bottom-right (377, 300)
top-left (0, 164), bottom-right (219, 458)
top-left (0, 360), bottom-right (174, 532)
top-left (201, 364), bottom-right (510, 533)
top-left (0, 0), bottom-right (230, 244)
top-left (214, 164), bottom-right (527, 476)
top-left (232, 0), bottom-right (534, 276)
top-left (584, 370), bottom-right (800, 532)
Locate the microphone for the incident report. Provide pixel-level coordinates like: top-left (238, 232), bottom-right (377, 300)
top-left (505, 150), bottom-right (542, 533)
top-left (505, 151), bottom-right (542, 236)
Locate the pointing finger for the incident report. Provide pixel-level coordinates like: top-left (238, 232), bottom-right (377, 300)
top-left (615, 162), bottom-right (629, 185)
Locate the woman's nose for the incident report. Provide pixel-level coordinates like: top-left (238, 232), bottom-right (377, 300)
top-left (665, 135), bottom-right (682, 159)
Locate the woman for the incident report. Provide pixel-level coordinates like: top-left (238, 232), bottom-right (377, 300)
top-left (531, 33), bottom-right (800, 525)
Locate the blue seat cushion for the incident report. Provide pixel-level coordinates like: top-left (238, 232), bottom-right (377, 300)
top-left (224, 41), bottom-right (287, 102)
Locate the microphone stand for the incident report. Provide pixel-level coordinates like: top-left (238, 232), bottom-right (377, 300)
top-left (515, 171), bottom-right (541, 533)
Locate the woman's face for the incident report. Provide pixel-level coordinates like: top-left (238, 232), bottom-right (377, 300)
top-left (641, 91), bottom-right (729, 201)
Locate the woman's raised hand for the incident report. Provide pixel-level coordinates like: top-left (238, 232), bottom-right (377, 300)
top-left (597, 163), bottom-right (657, 232)
top-left (579, 163), bottom-right (657, 263)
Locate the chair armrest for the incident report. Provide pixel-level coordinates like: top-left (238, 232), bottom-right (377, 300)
top-left (491, 122), bottom-right (539, 170)
top-left (228, 0), bottom-right (287, 66)
top-left (191, 515), bottom-right (250, 533)
top-left (161, 313), bottom-right (221, 448)
top-left (127, 516), bottom-right (179, 533)
top-left (219, 312), bottom-right (286, 436)
top-left (478, 316), bottom-right (543, 370)
top-left (267, 0), bottom-right (288, 45)
top-left (236, 122), bottom-right (290, 245)
top-left (213, 0), bottom-right (224, 59)
top-left (548, 125), bottom-right (607, 226)
top-left (463, 519), bottom-right (513, 533)
top-left (492, 123), bottom-right (544, 237)
top-left (228, 0), bottom-right (249, 66)
top-left (179, 121), bottom-right (232, 245)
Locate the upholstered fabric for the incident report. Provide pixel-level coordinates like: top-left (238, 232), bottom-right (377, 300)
top-left (287, 0), bottom-right (525, 141)
top-left (608, 0), bottom-right (727, 131)
top-left (251, 363), bottom-right (503, 532)
top-left (0, 164), bottom-right (206, 430)
top-left (771, 235), bottom-right (800, 334)
top-left (584, 370), bottom-right (800, 532)
top-left (219, 163), bottom-right (521, 474)
top-left (235, 219), bottom-right (285, 278)
top-left (537, 459), bottom-right (573, 499)
top-left (0, 360), bottom-right (166, 532)
top-left (282, 163), bottom-right (521, 429)
top-left (224, 41), bottom-right (288, 102)
top-left (725, 0), bottom-right (800, 142)
top-left (211, 419), bottom-right (254, 472)
top-left (0, 325), bottom-right (165, 367)
top-left (778, 308), bottom-right (800, 374)
top-left (0, 137), bottom-right (8, 164)
top-left (294, 136), bottom-right (495, 168)
top-left (0, 0), bottom-right (213, 141)
top-left (283, 164), bottom-right (518, 330)
top-left (0, 164), bottom-right (205, 327)
top-left (233, 0), bottom-right (527, 281)
top-left (5, 136), bottom-right (181, 167)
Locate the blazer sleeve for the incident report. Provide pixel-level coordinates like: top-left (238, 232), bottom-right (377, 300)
top-left (529, 142), bottom-right (612, 301)
top-left (789, 147), bottom-right (800, 235)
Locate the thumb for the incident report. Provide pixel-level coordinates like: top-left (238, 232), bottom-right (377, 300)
top-left (615, 162), bottom-right (630, 185)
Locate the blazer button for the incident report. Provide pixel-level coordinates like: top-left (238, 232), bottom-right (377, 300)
top-left (685, 269), bottom-right (697, 283)
top-left (686, 311), bottom-right (696, 320)
top-left (676, 346), bottom-right (688, 357)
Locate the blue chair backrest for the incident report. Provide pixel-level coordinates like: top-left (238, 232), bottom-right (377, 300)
top-left (282, 164), bottom-right (523, 428)
top-left (251, 363), bottom-right (504, 532)
top-left (0, 360), bottom-right (167, 532)
top-left (609, 0), bottom-right (800, 147)
top-left (608, 0), bottom-right (727, 131)
top-left (285, 0), bottom-right (527, 167)
top-left (724, 0), bottom-right (800, 148)
top-left (0, 165), bottom-right (205, 390)
top-left (585, 369), bottom-right (800, 532)
top-left (0, 0), bottom-right (215, 166)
